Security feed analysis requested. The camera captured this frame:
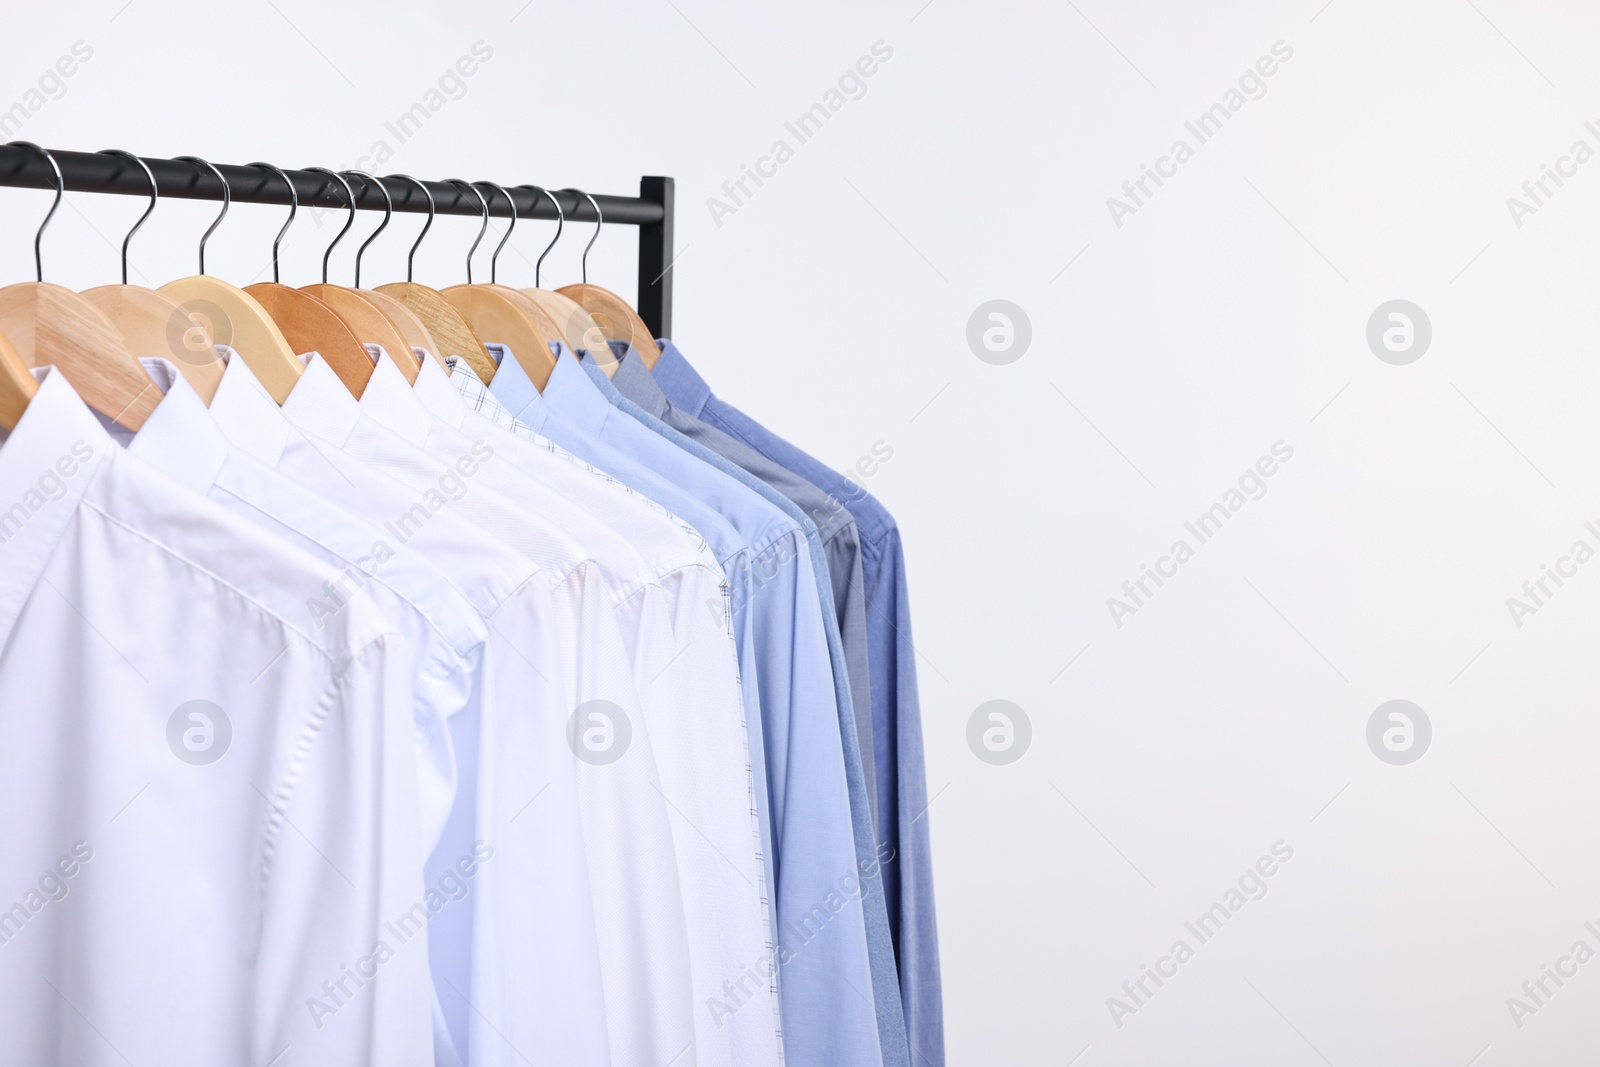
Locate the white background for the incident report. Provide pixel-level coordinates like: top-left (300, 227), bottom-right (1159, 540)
top-left (3, 1), bottom-right (1598, 1063)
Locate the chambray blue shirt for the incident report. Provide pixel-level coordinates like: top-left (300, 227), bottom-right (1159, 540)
top-left (572, 349), bottom-right (910, 1067)
top-left (492, 347), bottom-right (891, 1067)
top-left (652, 341), bottom-right (943, 1067)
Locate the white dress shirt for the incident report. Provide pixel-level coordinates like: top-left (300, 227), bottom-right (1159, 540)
top-left (120, 355), bottom-right (484, 857)
top-left (207, 354), bottom-right (611, 1067)
top-left (286, 350), bottom-right (695, 1067)
top-left (0, 369), bottom-right (432, 1066)
top-left (415, 353), bottom-right (784, 1067)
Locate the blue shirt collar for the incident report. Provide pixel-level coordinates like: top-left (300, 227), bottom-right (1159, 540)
top-left (537, 342), bottom-right (622, 436)
top-left (651, 339), bottom-right (713, 417)
top-left (572, 349), bottom-right (635, 408)
top-left (609, 349), bottom-right (673, 419)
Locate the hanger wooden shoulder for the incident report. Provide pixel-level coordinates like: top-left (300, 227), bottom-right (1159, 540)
top-left (556, 282), bottom-right (662, 369)
top-left (0, 326), bottom-right (38, 431)
top-left (375, 282), bottom-right (497, 383)
top-left (0, 282), bottom-right (159, 430)
top-left (81, 284), bottom-right (225, 404)
top-left (302, 285), bottom-right (418, 384)
top-left (358, 288), bottom-right (449, 371)
top-left (158, 276), bottom-right (303, 403)
top-left (521, 288), bottom-right (608, 358)
top-left (245, 283), bottom-right (374, 397)
top-left (441, 285), bottom-right (558, 391)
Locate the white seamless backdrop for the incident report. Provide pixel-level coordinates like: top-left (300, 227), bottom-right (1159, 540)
top-left (2, 1), bottom-right (1597, 1064)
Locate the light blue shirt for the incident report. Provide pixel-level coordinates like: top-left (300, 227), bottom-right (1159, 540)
top-left (494, 347), bottom-right (891, 1067)
top-left (651, 341), bottom-right (943, 1066)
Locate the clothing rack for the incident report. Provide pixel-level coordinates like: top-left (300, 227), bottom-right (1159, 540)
top-left (0, 145), bottom-right (676, 339)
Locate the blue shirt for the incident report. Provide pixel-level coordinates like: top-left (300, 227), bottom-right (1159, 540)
top-left (493, 347), bottom-right (893, 1067)
top-left (576, 349), bottom-right (911, 1067)
top-left (652, 341), bottom-right (943, 1066)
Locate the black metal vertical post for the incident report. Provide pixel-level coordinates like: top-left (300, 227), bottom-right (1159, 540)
top-left (636, 175), bottom-right (674, 341)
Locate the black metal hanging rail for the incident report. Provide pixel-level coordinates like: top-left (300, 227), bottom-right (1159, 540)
top-left (0, 145), bottom-right (676, 338)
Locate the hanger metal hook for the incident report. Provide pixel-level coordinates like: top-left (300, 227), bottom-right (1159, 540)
top-left (304, 167), bottom-right (355, 285)
top-left (446, 179), bottom-right (488, 285)
top-left (97, 150), bottom-right (155, 284)
top-left (7, 141), bottom-right (62, 281)
top-left (345, 171), bottom-right (392, 289)
top-left (246, 162), bottom-right (297, 283)
top-left (517, 185), bottom-right (563, 288)
top-left (474, 181), bottom-right (515, 285)
top-left (175, 156), bottom-right (229, 276)
top-left (389, 174), bottom-right (434, 283)
top-left (557, 187), bottom-right (602, 284)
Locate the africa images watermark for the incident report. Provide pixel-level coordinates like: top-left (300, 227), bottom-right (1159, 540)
top-left (1105, 40), bottom-right (1295, 229)
top-left (1504, 119), bottom-right (1600, 229)
top-left (706, 40), bottom-right (895, 229)
top-left (0, 439), bottom-right (98, 546)
top-left (0, 840), bottom-right (94, 948)
top-left (1504, 918), bottom-right (1600, 1030)
top-left (1106, 441), bottom-right (1295, 628)
top-left (715, 438), bottom-right (894, 622)
top-left (312, 40), bottom-right (496, 223)
top-left (706, 841), bottom-right (897, 1029)
top-left (1107, 840), bottom-right (1295, 1029)
top-left (303, 439), bottom-right (494, 629)
top-left (1503, 519), bottom-right (1600, 629)
top-left (0, 40), bottom-right (94, 139)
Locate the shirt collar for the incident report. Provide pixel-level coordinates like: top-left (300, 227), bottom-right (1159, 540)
top-left (125, 358), bottom-right (229, 494)
top-left (534, 343), bottom-right (618, 436)
top-left (609, 349), bottom-right (671, 418)
top-left (357, 347), bottom-right (435, 445)
top-left (651, 339), bottom-right (712, 417)
top-left (443, 358), bottom-right (525, 426)
top-left (411, 351), bottom-right (470, 425)
top-left (483, 341), bottom-right (545, 423)
top-left (0, 367), bottom-right (115, 641)
top-left (280, 352), bottom-right (363, 446)
top-left (208, 346), bottom-right (293, 465)
top-left (575, 353), bottom-right (638, 410)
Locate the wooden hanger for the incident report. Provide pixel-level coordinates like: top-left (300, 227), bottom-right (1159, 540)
top-left (552, 189), bottom-right (661, 373)
top-left (0, 283), bottom-right (161, 431)
top-left (81, 151), bottom-right (224, 403)
top-left (440, 181), bottom-right (561, 390)
top-left (297, 175), bottom-right (416, 388)
top-left (237, 165), bottom-right (373, 396)
top-left (157, 157), bottom-right (303, 403)
top-left (373, 174), bottom-right (497, 382)
top-left (0, 143), bottom-right (159, 430)
top-left (360, 287), bottom-right (447, 369)
top-left (83, 286), bottom-right (224, 401)
top-left (245, 285), bottom-right (372, 394)
top-left (513, 184), bottom-right (610, 360)
top-left (0, 326), bottom-right (39, 431)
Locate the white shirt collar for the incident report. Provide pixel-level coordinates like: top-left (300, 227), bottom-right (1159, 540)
top-left (357, 347), bottom-right (434, 445)
top-left (279, 352), bottom-right (363, 446)
top-left (411, 349), bottom-right (471, 425)
top-left (209, 346), bottom-right (293, 465)
top-left (123, 358), bottom-right (231, 495)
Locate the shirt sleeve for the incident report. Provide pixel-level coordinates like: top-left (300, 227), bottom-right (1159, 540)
top-left (252, 630), bottom-right (435, 1067)
top-left (752, 536), bottom-right (886, 1067)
